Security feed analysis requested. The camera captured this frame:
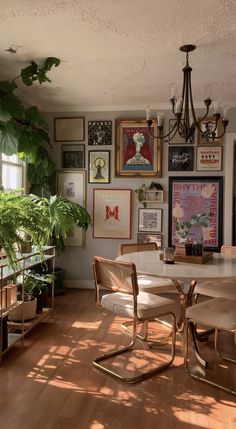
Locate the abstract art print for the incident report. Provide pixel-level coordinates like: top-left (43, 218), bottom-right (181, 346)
top-left (168, 176), bottom-right (223, 252)
top-left (93, 189), bottom-right (131, 238)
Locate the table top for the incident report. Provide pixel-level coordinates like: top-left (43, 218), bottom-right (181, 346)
top-left (116, 250), bottom-right (236, 281)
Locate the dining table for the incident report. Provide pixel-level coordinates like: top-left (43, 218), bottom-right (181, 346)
top-left (116, 250), bottom-right (236, 330)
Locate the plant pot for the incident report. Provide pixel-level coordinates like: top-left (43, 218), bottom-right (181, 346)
top-left (9, 298), bottom-right (37, 322)
top-left (54, 267), bottom-right (65, 296)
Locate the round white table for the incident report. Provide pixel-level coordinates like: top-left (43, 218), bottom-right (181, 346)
top-left (116, 250), bottom-right (236, 329)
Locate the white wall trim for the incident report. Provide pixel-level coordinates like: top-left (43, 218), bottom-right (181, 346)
top-left (224, 133), bottom-right (236, 244)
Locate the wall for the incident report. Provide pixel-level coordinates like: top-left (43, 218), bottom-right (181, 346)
top-left (45, 109), bottom-right (236, 289)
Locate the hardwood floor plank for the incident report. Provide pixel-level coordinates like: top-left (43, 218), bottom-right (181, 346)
top-left (0, 289), bottom-right (235, 429)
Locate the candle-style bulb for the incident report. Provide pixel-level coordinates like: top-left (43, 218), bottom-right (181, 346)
top-left (145, 106), bottom-right (152, 121)
top-left (170, 82), bottom-right (177, 99)
top-left (223, 105), bottom-right (229, 120)
top-left (157, 112), bottom-right (164, 127)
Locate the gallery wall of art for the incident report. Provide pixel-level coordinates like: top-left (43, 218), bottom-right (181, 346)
top-left (44, 109), bottom-right (235, 289)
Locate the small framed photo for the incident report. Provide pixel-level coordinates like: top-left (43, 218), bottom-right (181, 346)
top-left (198, 117), bottom-right (222, 145)
top-left (168, 119), bottom-right (194, 144)
top-left (88, 151), bottom-right (110, 183)
top-left (168, 146), bottom-right (194, 171)
top-left (61, 144), bottom-right (85, 168)
top-left (137, 232), bottom-right (163, 249)
top-left (196, 146), bottom-right (223, 171)
top-left (88, 120), bottom-right (112, 145)
top-left (138, 208), bottom-right (162, 233)
top-left (93, 189), bottom-right (132, 239)
top-left (54, 117), bottom-right (85, 142)
top-left (115, 118), bottom-right (162, 177)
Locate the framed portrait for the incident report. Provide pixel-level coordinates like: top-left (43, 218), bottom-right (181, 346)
top-left (93, 189), bottom-right (132, 239)
top-left (56, 170), bottom-right (86, 247)
top-left (115, 118), bottom-right (162, 177)
top-left (54, 117), bottom-right (85, 142)
top-left (61, 144), bottom-right (85, 168)
top-left (168, 119), bottom-right (194, 144)
top-left (138, 208), bottom-right (162, 233)
top-left (196, 146), bottom-right (223, 171)
top-left (168, 146), bottom-right (194, 171)
top-left (88, 150), bottom-right (110, 183)
top-left (168, 176), bottom-right (223, 252)
top-left (198, 117), bottom-right (222, 145)
top-left (88, 120), bottom-right (112, 145)
top-left (137, 232), bottom-right (163, 249)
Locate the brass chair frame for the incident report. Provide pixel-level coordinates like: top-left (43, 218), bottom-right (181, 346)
top-left (93, 256), bottom-right (176, 383)
top-left (184, 300), bottom-right (236, 396)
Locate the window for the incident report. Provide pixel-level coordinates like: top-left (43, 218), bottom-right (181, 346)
top-left (1, 154), bottom-right (25, 191)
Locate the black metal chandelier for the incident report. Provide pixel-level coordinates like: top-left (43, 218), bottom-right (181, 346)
top-left (146, 44), bottom-right (229, 142)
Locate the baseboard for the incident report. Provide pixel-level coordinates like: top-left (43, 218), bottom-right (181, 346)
top-left (64, 279), bottom-right (94, 290)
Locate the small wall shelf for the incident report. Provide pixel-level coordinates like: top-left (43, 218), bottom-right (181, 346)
top-left (139, 190), bottom-right (164, 204)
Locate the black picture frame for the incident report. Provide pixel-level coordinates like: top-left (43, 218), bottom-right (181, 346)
top-left (168, 146), bottom-right (194, 171)
top-left (168, 176), bottom-right (223, 252)
top-left (88, 150), bottom-right (110, 183)
top-left (61, 144), bottom-right (85, 168)
top-left (88, 120), bottom-right (112, 145)
top-left (168, 119), bottom-right (194, 144)
top-left (138, 208), bottom-right (162, 233)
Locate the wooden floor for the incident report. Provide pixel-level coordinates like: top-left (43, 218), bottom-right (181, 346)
top-left (0, 289), bottom-right (235, 429)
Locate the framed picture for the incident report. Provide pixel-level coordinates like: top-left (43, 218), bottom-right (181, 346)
top-left (168, 176), bottom-right (223, 252)
top-left (88, 120), bottom-right (112, 145)
top-left (93, 189), bottom-right (132, 239)
top-left (168, 146), bottom-right (194, 171)
top-left (168, 119), bottom-right (194, 144)
top-left (137, 232), bottom-right (163, 249)
top-left (198, 117), bottom-right (222, 145)
top-left (56, 170), bottom-right (86, 247)
top-left (88, 150), bottom-right (110, 183)
top-left (61, 144), bottom-right (85, 168)
top-left (196, 146), bottom-right (223, 171)
top-left (115, 118), bottom-right (162, 177)
top-left (54, 117), bottom-right (85, 141)
top-left (138, 208), bottom-right (162, 233)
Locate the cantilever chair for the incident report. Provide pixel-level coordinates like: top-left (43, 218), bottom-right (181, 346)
top-left (184, 297), bottom-right (236, 395)
top-left (118, 242), bottom-right (176, 294)
top-left (191, 245), bottom-right (236, 304)
top-left (93, 256), bottom-right (176, 383)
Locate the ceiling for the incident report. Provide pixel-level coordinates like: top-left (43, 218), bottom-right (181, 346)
top-left (1, 0), bottom-right (236, 112)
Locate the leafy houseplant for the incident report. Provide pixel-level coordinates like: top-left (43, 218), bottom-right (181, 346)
top-left (0, 191), bottom-right (91, 267)
top-left (0, 57), bottom-right (60, 195)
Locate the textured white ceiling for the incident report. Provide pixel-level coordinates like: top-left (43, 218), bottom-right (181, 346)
top-left (0, 0), bottom-right (236, 112)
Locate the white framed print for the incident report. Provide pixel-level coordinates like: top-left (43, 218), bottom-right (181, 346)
top-left (93, 189), bottom-right (132, 239)
top-left (196, 146), bottom-right (223, 171)
top-left (138, 208), bottom-right (162, 233)
top-left (56, 170), bottom-right (86, 247)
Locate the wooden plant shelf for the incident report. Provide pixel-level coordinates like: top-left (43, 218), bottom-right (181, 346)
top-left (139, 190), bottom-right (164, 204)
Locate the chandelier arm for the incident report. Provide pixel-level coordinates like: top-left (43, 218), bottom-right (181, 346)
top-left (147, 119), bottom-right (178, 140)
top-left (161, 120), bottom-right (178, 140)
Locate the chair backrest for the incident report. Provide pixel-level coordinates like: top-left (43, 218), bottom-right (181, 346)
top-left (93, 256), bottom-right (139, 300)
top-left (118, 242), bottom-right (158, 256)
top-left (221, 245), bottom-right (236, 257)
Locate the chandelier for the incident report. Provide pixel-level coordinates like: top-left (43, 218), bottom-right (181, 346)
top-left (146, 44), bottom-right (229, 143)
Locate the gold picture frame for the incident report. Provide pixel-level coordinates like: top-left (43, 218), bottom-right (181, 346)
top-left (115, 118), bottom-right (162, 177)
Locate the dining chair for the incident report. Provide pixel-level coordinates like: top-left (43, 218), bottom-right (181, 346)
top-left (184, 297), bottom-right (236, 395)
top-left (93, 256), bottom-right (176, 383)
top-left (118, 242), bottom-right (176, 294)
top-left (191, 245), bottom-right (236, 303)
